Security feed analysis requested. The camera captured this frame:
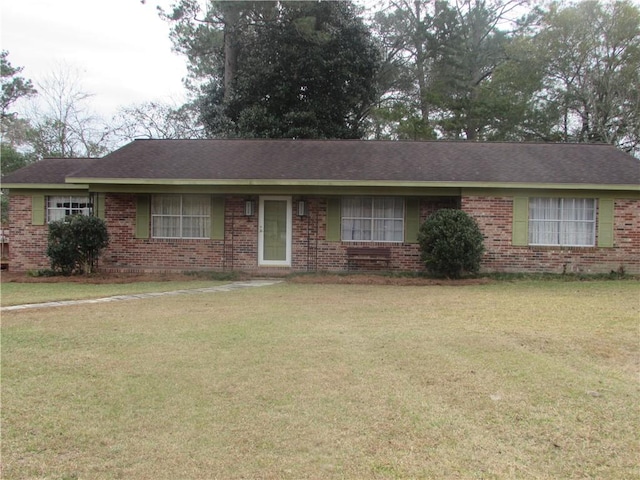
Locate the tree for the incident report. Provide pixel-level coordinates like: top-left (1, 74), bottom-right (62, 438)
top-left (1, 51), bottom-right (37, 148)
top-left (113, 101), bottom-right (205, 140)
top-left (429, 0), bottom-right (540, 140)
top-left (1, 52), bottom-right (36, 166)
top-left (532, 0), bottom-right (640, 155)
top-left (25, 65), bottom-right (115, 158)
top-left (231, 1), bottom-right (380, 138)
top-left (164, 1), bottom-right (381, 139)
top-left (161, 1), bottom-right (277, 96)
top-left (370, 0), bottom-right (458, 139)
top-left (0, 143), bottom-right (34, 224)
top-left (1, 142), bottom-right (32, 176)
top-left (1, 51), bottom-right (37, 124)
top-left (371, 0), bottom-right (541, 141)
top-left (1, 52), bottom-right (38, 225)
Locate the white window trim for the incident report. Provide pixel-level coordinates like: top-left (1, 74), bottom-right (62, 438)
top-left (46, 195), bottom-right (92, 223)
top-left (529, 197), bottom-right (597, 247)
top-left (151, 194), bottom-right (211, 240)
top-left (341, 196), bottom-right (405, 243)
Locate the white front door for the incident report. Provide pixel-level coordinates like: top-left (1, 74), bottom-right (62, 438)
top-left (258, 196), bottom-right (292, 266)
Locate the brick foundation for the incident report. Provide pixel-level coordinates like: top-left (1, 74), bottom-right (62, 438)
top-left (8, 193), bottom-right (639, 275)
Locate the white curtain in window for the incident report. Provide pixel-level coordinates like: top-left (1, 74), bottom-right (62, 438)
top-left (342, 197), bottom-right (404, 242)
top-left (152, 196), bottom-right (180, 238)
top-left (373, 197), bottom-right (403, 241)
top-left (182, 195), bottom-right (209, 215)
top-left (529, 198), bottom-right (595, 246)
top-left (152, 195), bottom-right (211, 238)
top-left (182, 194), bottom-right (211, 238)
top-left (343, 197), bottom-right (370, 217)
top-left (373, 219), bottom-right (404, 241)
top-left (342, 198), bottom-right (369, 241)
top-left (373, 197), bottom-right (402, 218)
top-left (529, 198), bottom-right (560, 245)
top-left (342, 218), bottom-right (372, 241)
top-left (561, 198), bottom-right (595, 246)
top-left (152, 195), bottom-right (181, 216)
top-left (47, 196), bottom-right (91, 222)
top-left (152, 216), bottom-right (180, 238)
top-left (47, 197), bottom-right (68, 222)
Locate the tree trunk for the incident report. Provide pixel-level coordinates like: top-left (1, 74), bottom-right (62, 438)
top-left (413, 1), bottom-right (430, 124)
top-left (222, 2), bottom-right (240, 103)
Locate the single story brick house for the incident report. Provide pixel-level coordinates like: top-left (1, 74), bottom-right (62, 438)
top-left (4, 139), bottom-right (639, 274)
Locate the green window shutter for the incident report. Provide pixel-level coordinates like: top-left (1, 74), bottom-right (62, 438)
top-left (512, 196), bottom-right (529, 246)
top-left (597, 198), bottom-right (614, 248)
top-left (326, 197), bottom-right (341, 242)
top-left (404, 198), bottom-right (420, 244)
top-left (95, 193), bottom-right (106, 219)
top-left (135, 195), bottom-right (150, 239)
top-left (210, 196), bottom-right (225, 240)
top-left (32, 195), bottom-right (45, 225)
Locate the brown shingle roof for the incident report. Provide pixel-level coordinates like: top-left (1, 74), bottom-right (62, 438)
top-left (2, 158), bottom-right (99, 184)
top-left (5, 140), bottom-right (639, 187)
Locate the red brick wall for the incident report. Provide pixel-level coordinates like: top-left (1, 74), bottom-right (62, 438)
top-left (8, 195), bottom-right (50, 272)
top-left (8, 193), bottom-right (639, 274)
top-left (311, 197), bottom-right (456, 272)
top-left (463, 195), bottom-right (640, 274)
top-left (100, 194), bottom-right (226, 272)
top-left (222, 196), bottom-right (258, 271)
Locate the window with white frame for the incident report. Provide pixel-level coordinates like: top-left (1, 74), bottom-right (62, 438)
top-left (341, 196), bottom-right (404, 242)
top-left (529, 198), bottom-right (596, 246)
top-left (151, 194), bottom-right (211, 239)
top-left (46, 196), bottom-right (92, 222)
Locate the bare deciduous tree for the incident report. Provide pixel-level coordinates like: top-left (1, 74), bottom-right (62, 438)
top-left (26, 64), bottom-right (115, 158)
top-left (113, 101), bottom-right (205, 140)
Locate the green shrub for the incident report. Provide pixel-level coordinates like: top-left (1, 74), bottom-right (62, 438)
top-left (417, 209), bottom-right (485, 278)
top-left (47, 215), bottom-right (109, 275)
top-left (47, 220), bottom-right (78, 275)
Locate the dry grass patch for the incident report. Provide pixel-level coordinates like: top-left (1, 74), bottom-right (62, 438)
top-left (0, 280), bottom-right (225, 306)
top-left (2, 281), bottom-right (638, 479)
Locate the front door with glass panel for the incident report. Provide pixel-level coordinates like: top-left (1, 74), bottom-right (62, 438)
top-left (259, 196), bottom-right (292, 266)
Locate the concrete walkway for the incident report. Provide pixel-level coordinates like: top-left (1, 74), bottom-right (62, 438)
top-left (1, 279), bottom-right (282, 312)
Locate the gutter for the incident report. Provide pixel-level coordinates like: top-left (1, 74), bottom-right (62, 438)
top-left (63, 177), bottom-right (640, 192)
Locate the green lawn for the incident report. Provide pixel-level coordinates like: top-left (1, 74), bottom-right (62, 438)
top-left (2, 281), bottom-right (638, 479)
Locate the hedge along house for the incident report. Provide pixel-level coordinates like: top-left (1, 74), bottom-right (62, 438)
top-left (4, 139), bottom-right (640, 274)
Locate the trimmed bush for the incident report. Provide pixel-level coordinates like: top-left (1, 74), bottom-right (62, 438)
top-left (418, 209), bottom-right (485, 278)
top-left (47, 220), bottom-right (78, 275)
top-left (47, 215), bottom-right (109, 275)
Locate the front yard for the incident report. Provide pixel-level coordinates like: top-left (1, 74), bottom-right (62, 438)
top-left (2, 280), bottom-right (638, 479)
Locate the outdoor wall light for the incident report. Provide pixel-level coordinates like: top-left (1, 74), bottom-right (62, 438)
top-left (297, 199), bottom-right (307, 217)
top-left (244, 200), bottom-right (255, 216)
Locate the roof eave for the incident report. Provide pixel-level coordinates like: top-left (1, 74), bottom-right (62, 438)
top-left (65, 177), bottom-right (640, 192)
top-left (3, 182), bottom-right (90, 190)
